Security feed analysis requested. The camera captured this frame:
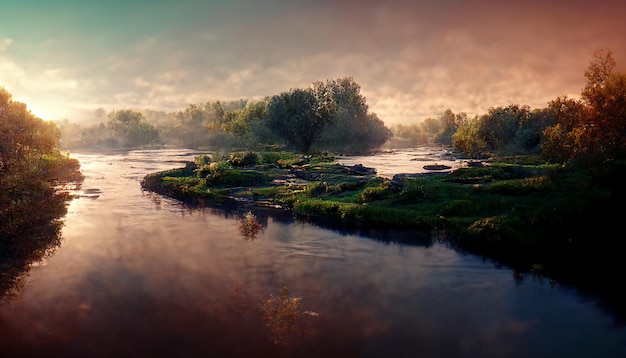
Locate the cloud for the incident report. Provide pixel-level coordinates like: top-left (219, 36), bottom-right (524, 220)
top-left (0, 38), bottom-right (12, 52)
top-left (2, 0), bottom-right (626, 124)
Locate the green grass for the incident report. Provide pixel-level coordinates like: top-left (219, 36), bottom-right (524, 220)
top-left (142, 151), bottom-right (625, 273)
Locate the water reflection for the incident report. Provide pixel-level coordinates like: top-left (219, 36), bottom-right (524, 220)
top-left (220, 285), bottom-right (319, 347)
top-left (1, 149), bottom-right (626, 358)
top-left (0, 188), bottom-right (73, 299)
top-left (239, 211), bottom-right (263, 241)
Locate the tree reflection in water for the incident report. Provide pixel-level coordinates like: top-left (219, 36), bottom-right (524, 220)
top-left (220, 284), bottom-right (319, 347)
top-left (238, 211), bottom-right (263, 241)
top-left (0, 188), bottom-right (75, 299)
top-left (260, 286), bottom-right (319, 345)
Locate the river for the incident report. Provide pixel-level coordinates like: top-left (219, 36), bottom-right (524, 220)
top-left (1, 148), bottom-right (625, 357)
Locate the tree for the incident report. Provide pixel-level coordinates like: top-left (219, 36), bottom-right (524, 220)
top-left (542, 49), bottom-right (626, 164)
top-left (0, 87), bottom-right (83, 241)
top-left (452, 117), bottom-right (487, 158)
top-left (316, 77), bottom-right (391, 153)
top-left (541, 97), bottom-right (588, 163)
top-left (580, 49), bottom-right (626, 160)
top-left (266, 88), bottom-right (333, 153)
top-left (223, 99), bottom-right (276, 149)
top-left (107, 109), bottom-right (159, 147)
top-left (433, 109), bottom-right (466, 145)
top-left (475, 105), bottom-right (530, 154)
top-left (514, 108), bottom-right (554, 153)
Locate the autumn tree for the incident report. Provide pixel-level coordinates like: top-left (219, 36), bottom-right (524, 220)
top-left (580, 49), bottom-right (626, 160)
top-left (542, 49), bottom-right (626, 164)
top-left (452, 116), bottom-right (487, 158)
top-left (541, 97), bottom-right (589, 163)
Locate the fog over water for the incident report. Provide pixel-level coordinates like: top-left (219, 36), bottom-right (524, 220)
top-left (0, 148), bottom-right (625, 357)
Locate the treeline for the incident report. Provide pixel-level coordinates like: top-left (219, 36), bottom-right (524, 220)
top-left (57, 49), bottom-right (625, 167)
top-left (387, 106), bottom-right (552, 156)
top-left (453, 49), bottom-right (625, 167)
top-left (57, 77), bottom-right (392, 154)
top-left (391, 49), bottom-right (626, 169)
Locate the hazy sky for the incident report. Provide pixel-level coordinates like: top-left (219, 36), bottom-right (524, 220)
top-left (1, 0), bottom-right (625, 124)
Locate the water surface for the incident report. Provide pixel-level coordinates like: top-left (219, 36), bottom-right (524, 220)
top-left (1, 148), bottom-right (625, 357)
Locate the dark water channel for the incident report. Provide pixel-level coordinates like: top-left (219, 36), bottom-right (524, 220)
top-left (1, 148), bottom-right (625, 357)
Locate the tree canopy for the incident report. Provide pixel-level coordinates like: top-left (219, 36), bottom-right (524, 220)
top-left (58, 77), bottom-right (392, 154)
top-left (542, 49), bottom-right (626, 165)
top-left (0, 87), bottom-right (83, 241)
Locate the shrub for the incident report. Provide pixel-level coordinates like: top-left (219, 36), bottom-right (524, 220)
top-left (467, 215), bottom-right (525, 243)
top-left (304, 182), bottom-right (329, 197)
top-left (195, 154), bottom-right (212, 167)
top-left (259, 151), bottom-right (299, 165)
top-left (229, 151), bottom-right (260, 167)
top-left (209, 161), bottom-right (231, 174)
top-left (207, 170), bottom-right (269, 187)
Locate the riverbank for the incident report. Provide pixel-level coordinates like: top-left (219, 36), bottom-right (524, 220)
top-left (141, 150), bottom-right (626, 320)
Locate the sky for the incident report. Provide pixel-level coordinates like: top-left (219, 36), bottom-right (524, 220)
top-left (1, 0), bottom-right (625, 125)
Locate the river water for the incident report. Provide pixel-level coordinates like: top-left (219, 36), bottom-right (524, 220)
top-left (1, 148), bottom-right (625, 357)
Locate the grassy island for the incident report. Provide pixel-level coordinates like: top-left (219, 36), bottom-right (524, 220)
top-left (142, 150), bottom-right (625, 303)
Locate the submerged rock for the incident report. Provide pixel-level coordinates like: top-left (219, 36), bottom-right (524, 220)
top-left (346, 163), bottom-right (376, 175)
top-left (423, 164), bottom-right (452, 170)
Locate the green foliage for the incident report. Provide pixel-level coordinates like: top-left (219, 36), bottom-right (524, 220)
top-left (266, 87), bottom-right (333, 153)
top-left (209, 161), bottom-right (230, 174)
top-left (0, 87), bottom-right (83, 296)
top-left (304, 181), bottom-right (329, 197)
top-left (58, 78), bottom-right (391, 154)
top-left (440, 199), bottom-right (474, 217)
top-left (387, 123), bottom-right (429, 148)
top-left (258, 151), bottom-right (299, 164)
top-left (228, 151), bottom-right (260, 167)
top-left (483, 176), bottom-right (553, 196)
top-left (143, 148), bottom-right (626, 283)
top-left (542, 50), bottom-right (626, 166)
top-left (195, 154), bottom-right (212, 167)
top-left (315, 78), bottom-right (392, 153)
top-left (392, 185), bottom-right (427, 204)
top-left (452, 105), bottom-right (554, 158)
top-left (206, 169), bottom-right (269, 187)
top-left (359, 181), bottom-right (398, 202)
top-left (107, 109), bottom-right (159, 147)
top-left (468, 216), bottom-right (516, 243)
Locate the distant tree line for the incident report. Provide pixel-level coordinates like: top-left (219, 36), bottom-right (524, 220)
top-left (56, 50), bottom-right (625, 168)
top-left (452, 49), bottom-right (626, 167)
top-left (57, 77), bottom-right (392, 154)
top-left (389, 49), bottom-right (626, 169)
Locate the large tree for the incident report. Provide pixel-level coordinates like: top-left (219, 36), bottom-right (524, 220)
top-left (266, 88), bottom-right (334, 153)
top-left (580, 49), bottom-right (626, 160)
top-left (542, 49), bottom-right (626, 164)
top-left (316, 77), bottom-right (392, 153)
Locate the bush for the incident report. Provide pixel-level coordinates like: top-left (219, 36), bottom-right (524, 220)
top-left (229, 151), bottom-right (260, 167)
top-left (207, 170), bottom-right (269, 187)
top-left (195, 154), bottom-right (212, 167)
